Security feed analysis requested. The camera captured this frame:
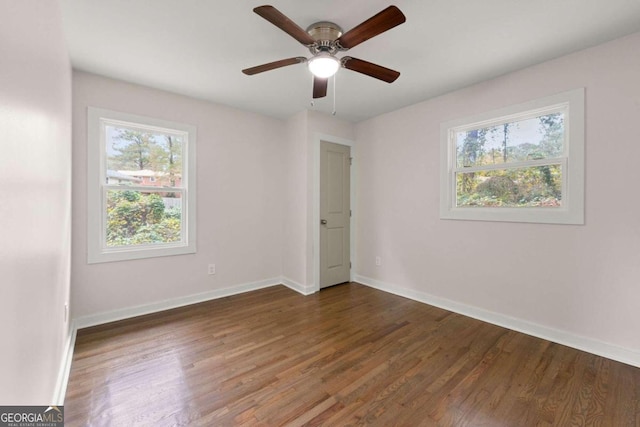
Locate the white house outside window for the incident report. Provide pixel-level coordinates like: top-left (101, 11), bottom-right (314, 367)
top-left (88, 108), bottom-right (196, 263)
top-left (440, 89), bottom-right (584, 224)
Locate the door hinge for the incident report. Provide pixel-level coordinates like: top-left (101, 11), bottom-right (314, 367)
top-left (350, 210), bottom-right (352, 217)
top-left (349, 157), bottom-right (353, 166)
top-left (350, 261), bottom-right (352, 269)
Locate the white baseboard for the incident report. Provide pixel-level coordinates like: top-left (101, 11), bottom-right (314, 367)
top-left (75, 277), bottom-right (286, 329)
top-left (354, 274), bottom-right (640, 368)
top-left (52, 322), bottom-right (77, 405)
top-left (281, 277), bottom-right (316, 295)
top-left (55, 273), bottom-right (640, 406)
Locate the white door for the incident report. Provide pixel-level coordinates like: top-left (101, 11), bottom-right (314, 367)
top-left (320, 141), bottom-right (351, 288)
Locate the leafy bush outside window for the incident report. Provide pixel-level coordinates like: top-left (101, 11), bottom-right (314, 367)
top-left (106, 190), bottom-right (181, 246)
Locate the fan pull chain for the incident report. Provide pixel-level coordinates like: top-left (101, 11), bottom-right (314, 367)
top-left (332, 73), bottom-right (337, 116)
top-left (310, 74), bottom-right (315, 107)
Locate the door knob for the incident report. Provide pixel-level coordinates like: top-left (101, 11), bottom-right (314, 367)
top-left (320, 219), bottom-right (327, 225)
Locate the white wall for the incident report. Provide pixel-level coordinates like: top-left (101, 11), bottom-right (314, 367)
top-left (282, 110), bottom-right (355, 293)
top-left (281, 110), bottom-right (355, 290)
top-left (0, 0), bottom-right (72, 404)
top-left (72, 72), bottom-right (285, 318)
top-left (282, 111), bottom-right (309, 286)
top-left (72, 71), bottom-right (356, 318)
top-left (355, 32), bottom-right (640, 363)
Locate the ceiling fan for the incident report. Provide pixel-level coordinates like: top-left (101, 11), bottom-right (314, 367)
top-left (242, 5), bottom-right (406, 99)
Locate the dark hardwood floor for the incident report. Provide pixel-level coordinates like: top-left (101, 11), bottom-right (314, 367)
top-left (65, 283), bottom-right (640, 426)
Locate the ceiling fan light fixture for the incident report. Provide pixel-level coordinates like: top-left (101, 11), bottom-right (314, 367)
top-left (308, 53), bottom-right (340, 78)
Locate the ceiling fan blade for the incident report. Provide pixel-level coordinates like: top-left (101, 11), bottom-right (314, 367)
top-left (341, 57), bottom-right (400, 83)
top-left (242, 57), bottom-right (306, 75)
top-left (253, 5), bottom-right (316, 46)
top-left (313, 77), bottom-right (328, 99)
top-left (336, 6), bottom-right (406, 50)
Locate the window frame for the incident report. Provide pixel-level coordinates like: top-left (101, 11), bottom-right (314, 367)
top-left (87, 107), bottom-right (197, 263)
top-left (440, 88), bottom-right (584, 224)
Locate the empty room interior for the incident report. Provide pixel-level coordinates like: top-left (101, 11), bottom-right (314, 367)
top-left (3, 0), bottom-right (640, 425)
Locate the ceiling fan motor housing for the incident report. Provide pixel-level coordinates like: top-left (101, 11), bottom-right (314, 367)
top-left (306, 22), bottom-right (343, 54)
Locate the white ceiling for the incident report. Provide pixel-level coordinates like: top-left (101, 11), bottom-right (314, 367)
top-left (60, 0), bottom-right (640, 122)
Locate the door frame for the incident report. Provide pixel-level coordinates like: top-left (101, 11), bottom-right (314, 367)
top-left (313, 133), bottom-right (356, 292)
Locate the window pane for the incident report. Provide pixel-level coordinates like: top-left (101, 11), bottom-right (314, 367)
top-left (456, 112), bottom-right (564, 167)
top-left (105, 125), bottom-right (183, 187)
top-left (456, 164), bottom-right (562, 208)
top-left (106, 189), bottom-right (183, 247)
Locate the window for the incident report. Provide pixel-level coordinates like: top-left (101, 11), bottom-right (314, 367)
top-left (88, 108), bottom-right (196, 263)
top-left (440, 88), bottom-right (584, 224)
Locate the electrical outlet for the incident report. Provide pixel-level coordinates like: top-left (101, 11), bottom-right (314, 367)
top-left (208, 264), bottom-right (216, 275)
top-left (375, 256), bottom-right (381, 266)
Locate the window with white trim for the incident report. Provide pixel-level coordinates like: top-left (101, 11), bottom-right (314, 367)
top-left (88, 108), bottom-right (196, 263)
top-left (440, 88), bottom-right (584, 224)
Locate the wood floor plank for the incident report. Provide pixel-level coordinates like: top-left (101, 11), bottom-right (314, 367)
top-left (65, 283), bottom-right (640, 426)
